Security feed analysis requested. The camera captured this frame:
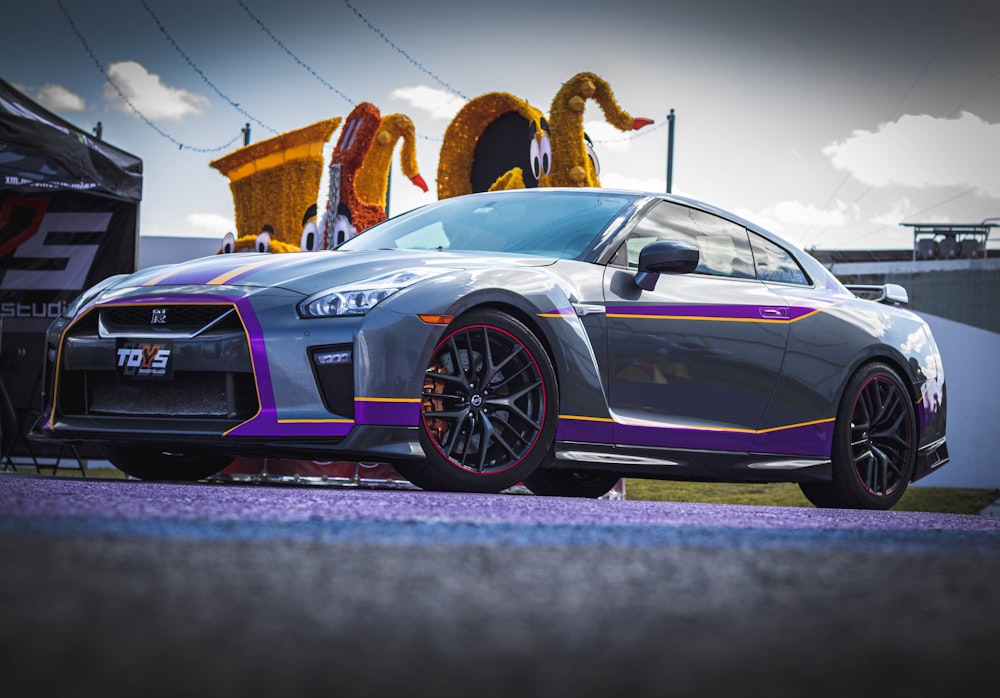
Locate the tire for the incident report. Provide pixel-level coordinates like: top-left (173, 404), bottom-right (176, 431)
top-left (800, 362), bottom-right (916, 510)
top-left (402, 309), bottom-right (558, 494)
top-left (523, 469), bottom-right (620, 498)
top-left (105, 445), bottom-right (231, 481)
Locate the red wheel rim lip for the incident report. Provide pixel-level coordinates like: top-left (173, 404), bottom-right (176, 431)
top-left (422, 323), bottom-right (547, 476)
top-left (849, 375), bottom-right (914, 498)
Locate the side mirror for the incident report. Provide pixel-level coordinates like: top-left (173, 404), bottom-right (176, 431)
top-left (634, 240), bottom-right (699, 291)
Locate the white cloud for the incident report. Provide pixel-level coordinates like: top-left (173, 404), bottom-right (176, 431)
top-left (185, 213), bottom-right (234, 235)
top-left (869, 196), bottom-right (916, 227)
top-left (35, 84), bottom-right (85, 112)
top-left (104, 61), bottom-right (209, 121)
top-left (389, 85), bottom-right (466, 120)
top-left (598, 172), bottom-right (666, 192)
top-left (769, 200), bottom-right (854, 228)
top-left (731, 200), bottom-right (857, 244)
top-left (823, 112), bottom-right (1000, 197)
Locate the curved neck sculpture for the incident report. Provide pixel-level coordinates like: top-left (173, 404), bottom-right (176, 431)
top-left (547, 72), bottom-right (652, 187)
top-left (355, 113), bottom-right (428, 210)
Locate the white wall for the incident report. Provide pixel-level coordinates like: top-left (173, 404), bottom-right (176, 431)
top-left (912, 313), bottom-right (1000, 488)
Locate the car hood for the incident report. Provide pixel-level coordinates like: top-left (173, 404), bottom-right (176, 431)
top-left (113, 249), bottom-right (558, 296)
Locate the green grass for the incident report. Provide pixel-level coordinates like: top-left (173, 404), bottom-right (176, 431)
top-left (625, 479), bottom-right (1000, 515)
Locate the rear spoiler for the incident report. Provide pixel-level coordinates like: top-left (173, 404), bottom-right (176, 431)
top-left (845, 283), bottom-right (909, 306)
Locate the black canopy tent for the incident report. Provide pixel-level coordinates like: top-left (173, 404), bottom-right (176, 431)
top-left (1, 77), bottom-right (142, 464)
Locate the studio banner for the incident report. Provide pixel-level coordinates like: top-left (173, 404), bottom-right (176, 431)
top-left (0, 191), bottom-right (138, 457)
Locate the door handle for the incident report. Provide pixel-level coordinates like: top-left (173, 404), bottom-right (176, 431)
top-left (759, 306), bottom-right (789, 319)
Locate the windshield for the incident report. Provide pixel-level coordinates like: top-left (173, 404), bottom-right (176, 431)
top-left (339, 190), bottom-right (638, 260)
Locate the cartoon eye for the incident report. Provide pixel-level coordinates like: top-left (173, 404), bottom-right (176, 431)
top-left (585, 133), bottom-right (600, 176)
top-left (255, 230), bottom-right (271, 253)
top-left (221, 232), bottom-right (235, 254)
top-left (529, 119), bottom-right (553, 180)
top-left (332, 215), bottom-right (353, 247)
top-left (539, 133), bottom-right (552, 175)
top-left (300, 220), bottom-right (319, 252)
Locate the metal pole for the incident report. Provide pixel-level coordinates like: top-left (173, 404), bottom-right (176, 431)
top-left (666, 109), bottom-right (675, 194)
top-left (385, 164), bottom-right (392, 219)
top-left (242, 123), bottom-right (251, 146)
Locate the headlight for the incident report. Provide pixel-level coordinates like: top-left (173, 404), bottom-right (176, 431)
top-left (298, 268), bottom-right (448, 318)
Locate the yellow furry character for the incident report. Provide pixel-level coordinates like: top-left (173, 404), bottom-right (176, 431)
top-left (355, 113), bottom-right (428, 210)
top-left (437, 93), bottom-right (546, 199)
top-left (546, 72), bottom-right (653, 187)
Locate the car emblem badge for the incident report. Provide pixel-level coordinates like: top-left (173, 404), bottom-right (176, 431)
top-left (150, 308), bottom-right (168, 324)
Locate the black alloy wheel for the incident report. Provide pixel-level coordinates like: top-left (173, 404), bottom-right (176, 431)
top-left (800, 362), bottom-right (916, 510)
top-left (401, 309), bottom-right (558, 493)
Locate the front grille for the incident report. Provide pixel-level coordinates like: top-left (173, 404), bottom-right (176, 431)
top-left (57, 302), bottom-right (258, 421)
top-left (101, 305), bottom-right (234, 335)
top-left (80, 371), bottom-right (257, 418)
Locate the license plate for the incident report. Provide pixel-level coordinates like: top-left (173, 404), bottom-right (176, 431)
top-left (115, 340), bottom-right (174, 380)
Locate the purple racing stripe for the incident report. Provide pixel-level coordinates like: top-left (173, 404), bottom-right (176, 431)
top-left (750, 420), bottom-right (834, 457)
top-left (608, 304), bottom-right (825, 322)
top-left (559, 417), bottom-right (833, 458)
top-left (557, 416), bottom-right (615, 443)
top-left (615, 422), bottom-right (755, 451)
top-left (355, 399), bottom-right (421, 426)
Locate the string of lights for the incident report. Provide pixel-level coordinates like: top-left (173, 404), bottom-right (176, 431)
top-left (56, 0), bottom-right (244, 153)
top-left (236, 0), bottom-right (651, 146)
top-left (235, 0), bottom-right (356, 107)
top-left (338, 0), bottom-right (469, 101)
top-left (141, 1), bottom-right (279, 136)
top-left (234, 1), bottom-right (448, 142)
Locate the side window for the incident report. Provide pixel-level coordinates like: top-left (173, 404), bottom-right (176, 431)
top-left (620, 202), bottom-right (755, 279)
top-left (749, 233), bottom-right (810, 286)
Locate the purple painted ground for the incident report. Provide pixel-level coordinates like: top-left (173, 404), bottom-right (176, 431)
top-left (2, 473), bottom-right (998, 532)
top-left (3, 473), bottom-right (1000, 698)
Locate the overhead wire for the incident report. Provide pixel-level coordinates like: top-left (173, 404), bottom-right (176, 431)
top-left (800, 0), bottom-right (978, 249)
top-left (141, 0), bottom-right (279, 136)
top-left (235, 0), bottom-right (356, 107)
top-left (63, 0), bottom-right (662, 156)
top-left (56, 0), bottom-right (245, 153)
top-left (238, 0), bottom-right (654, 145)
top-left (338, 0), bottom-right (468, 101)
top-left (834, 186), bottom-right (980, 248)
top-left (948, 64), bottom-right (1000, 118)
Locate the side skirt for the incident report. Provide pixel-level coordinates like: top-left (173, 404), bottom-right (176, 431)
top-left (549, 441), bottom-right (832, 484)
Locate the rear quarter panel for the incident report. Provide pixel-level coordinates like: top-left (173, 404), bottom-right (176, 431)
top-left (758, 287), bottom-right (946, 455)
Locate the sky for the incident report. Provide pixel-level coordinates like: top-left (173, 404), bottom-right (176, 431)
top-left (4, 0), bottom-right (1000, 252)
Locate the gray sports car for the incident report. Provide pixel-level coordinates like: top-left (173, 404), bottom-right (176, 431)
top-left (31, 188), bottom-right (948, 509)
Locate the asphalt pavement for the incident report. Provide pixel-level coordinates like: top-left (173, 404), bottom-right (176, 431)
top-left (2, 474), bottom-right (999, 698)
